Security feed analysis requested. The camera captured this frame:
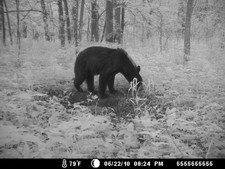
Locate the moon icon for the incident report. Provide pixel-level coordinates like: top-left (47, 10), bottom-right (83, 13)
top-left (91, 159), bottom-right (100, 168)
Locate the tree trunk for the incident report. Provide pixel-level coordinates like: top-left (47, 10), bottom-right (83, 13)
top-left (114, 1), bottom-right (121, 43)
top-left (0, 1), bottom-right (1, 31)
top-left (121, 2), bottom-right (125, 44)
top-left (79, 0), bottom-right (85, 41)
top-left (22, 21), bottom-right (27, 38)
top-left (72, 0), bottom-right (79, 47)
top-left (100, 21), bottom-right (106, 42)
top-left (0, 0), bottom-right (6, 45)
top-left (105, 0), bottom-right (113, 42)
top-left (48, 2), bottom-right (55, 41)
top-left (63, 0), bottom-right (71, 43)
top-left (205, 0), bottom-right (209, 41)
top-left (15, 0), bottom-right (20, 44)
top-left (15, 0), bottom-right (20, 56)
top-left (41, 0), bottom-right (50, 41)
top-left (87, 17), bottom-right (90, 41)
top-left (91, 0), bottom-right (99, 41)
top-left (184, 0), bottom-right (194, 60)
top-left (58, 0), bottom-right (65, 47)
top-left (159, 16), bottom-right (163, 52)
top-left (3, 0), bottom-right (12, 45)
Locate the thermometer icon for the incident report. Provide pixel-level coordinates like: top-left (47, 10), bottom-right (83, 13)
top-left (62, 159), bottom-right (67, 168)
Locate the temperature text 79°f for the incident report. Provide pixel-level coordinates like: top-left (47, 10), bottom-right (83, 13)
top-left (69, 160), bottom-right (81, 167)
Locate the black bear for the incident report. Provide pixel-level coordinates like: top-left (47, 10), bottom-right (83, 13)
top-left (74, 46), bottom-right (142, 98)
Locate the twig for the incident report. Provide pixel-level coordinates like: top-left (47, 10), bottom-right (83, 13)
top-left (205, 138), bottom-right (213, 158)
top-left (166, 128), bottom-right (184, 158)
top-left (21, 1), bottom-right (39, 21)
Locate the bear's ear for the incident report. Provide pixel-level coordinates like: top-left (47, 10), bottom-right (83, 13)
top-left (137, 66), bottom-right (140, 72)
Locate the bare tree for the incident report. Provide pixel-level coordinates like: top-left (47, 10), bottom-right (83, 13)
top-left (100, 20), bottom-right (106, 42)
top-left (87, 17), bottom-right (90, 41)
top-left (158, 12), bottom-right (163, 52)
top-left (22, 21), bottom-right (27, 38)
top-left (48, 2), bottom-right (55, 41)
top-left (114, 1), bottom-right (121, 43)
top-left (15, 0), bottom-right (20, 47)
top-left (105, 0), bottom-right (113, 42)
top-left (63, 0), bottom-right (71, 43)
top-left (91, 0), bottom-right (99, 41)
top-left (121, 2), bottom-right (125, 44)
top-left (184, 0), bottom-right (194, 61)
top-left (79, 0), bottom-right (85, 41)
top-left (41, 0), bottom-right (50, 41)
top-left (0, 0), bottom-right (6, 45)
top-left (58, 0), bottom-right (65, 47)
top-left (114, 0), bottom-right (125, 44)
top-left (72, 0), bottom-right (79, 47)
top-left (3, 0), bottom-right (12, 45)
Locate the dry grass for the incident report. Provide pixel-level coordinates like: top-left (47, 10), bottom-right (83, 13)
top-left (0, 38), bottom-right (225, 158)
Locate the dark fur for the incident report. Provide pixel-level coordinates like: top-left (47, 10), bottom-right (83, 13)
top-left (74, 46), bottom-right (142, 97)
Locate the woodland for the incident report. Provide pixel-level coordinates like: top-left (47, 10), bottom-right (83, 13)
top-left (0, 0), bottom-right (225, 158)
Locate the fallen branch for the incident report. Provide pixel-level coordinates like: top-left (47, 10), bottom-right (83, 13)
top-left (4, 9), bottom-right (44, 14)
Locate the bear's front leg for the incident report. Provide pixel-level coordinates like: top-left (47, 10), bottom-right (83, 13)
top-left (74, 76), bottom-right (85, 92)
top-left (99, 75), bottom-right (109, 98)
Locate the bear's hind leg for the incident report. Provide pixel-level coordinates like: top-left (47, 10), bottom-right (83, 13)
top-left (86, 72), bottom-right (95, 93)
top-left (99, 74), bottom-right (109, 98)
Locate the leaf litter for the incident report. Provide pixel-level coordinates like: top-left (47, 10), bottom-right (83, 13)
top-left (0, 41), bottom-right (225, 158)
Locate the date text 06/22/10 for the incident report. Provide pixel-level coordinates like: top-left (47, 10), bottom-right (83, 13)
top-left (103, 160), bottom-right (163, 167)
